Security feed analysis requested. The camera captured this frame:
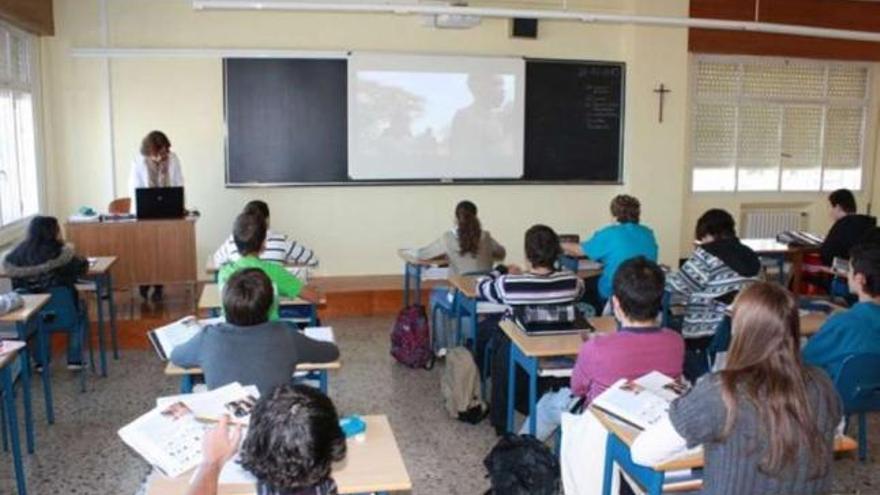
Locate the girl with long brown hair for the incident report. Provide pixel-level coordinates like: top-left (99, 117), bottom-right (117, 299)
top-left (415, 200), bottom-right (506, 276)
top-left (632, 282), bottom-right (842, 494)
top-left (416, 200), bottom-right (506, 353)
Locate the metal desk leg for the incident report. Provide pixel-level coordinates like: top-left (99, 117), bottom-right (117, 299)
top-left (93, 277), bottom-right (108, 377)
top-left (604, 432), bottom-right (666, 495)
top-left (2, 364), bottom-right (27, 495)
top-left (36, 319), bottom-right (54, 424)
top-left (105, 273), bottom-right (120, 360)
top-left (309, 305), bottom-right (318, 327)
top-left (403, 263), bottom-right (411, 307)
top-left (506, 344), bottom-right (539, 435)
top-left (319, 371), bottom-right (328, 394)
top-left (180, 375), bottom-right (194, 394)
top-left (414, 265), bottom-right (422, 306)
top-left (14, 322), bottom-right (35, 452)
top-left (467, 298), bottom-right (478, 355)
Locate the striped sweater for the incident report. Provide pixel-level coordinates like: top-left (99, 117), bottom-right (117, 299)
top-left (477, 269), bottom-right (585, 325)
top-left (213, 230), bottom-right (317, 267)
top-left (667, 239), bottom-right (760, 339)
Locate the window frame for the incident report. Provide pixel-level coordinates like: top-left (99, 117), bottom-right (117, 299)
top-left (688, 54), bottom-right (874, 195)
top-left (0, 19), bottom-right (45, 243)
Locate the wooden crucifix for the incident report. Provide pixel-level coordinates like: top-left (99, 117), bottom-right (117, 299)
top-left (654, 83), bottom-right (671, 123)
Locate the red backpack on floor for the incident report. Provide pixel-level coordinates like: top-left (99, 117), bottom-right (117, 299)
top-left (390, 305), bottom-right (435, 370)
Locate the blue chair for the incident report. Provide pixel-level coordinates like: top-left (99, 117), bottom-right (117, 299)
top-left (833, 353), bottom-right (880, 462)
top-left (38, 286), bottom-right (94, 393)
top-left (558, 255), bottom-right (579, 273)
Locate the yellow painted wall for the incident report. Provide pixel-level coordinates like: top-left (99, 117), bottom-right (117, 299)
top-left (38, 0), bottom-right (878, 277)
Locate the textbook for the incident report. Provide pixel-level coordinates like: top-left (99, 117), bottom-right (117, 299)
top-left (591, 371), bottom-right (688, 431)
top-left (119, 382), bottom-right (259, 478)
top-left (147, 316), bottom-right (224, 361)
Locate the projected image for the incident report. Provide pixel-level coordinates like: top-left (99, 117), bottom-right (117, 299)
top-left (349, 55), bottom-right (524, 180)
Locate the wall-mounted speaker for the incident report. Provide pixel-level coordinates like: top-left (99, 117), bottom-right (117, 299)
top-left (511, 18), bottom-right (538, 39)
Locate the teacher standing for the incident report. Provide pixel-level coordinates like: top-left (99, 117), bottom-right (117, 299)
top-left (129, 130), bottom-right (184, 302)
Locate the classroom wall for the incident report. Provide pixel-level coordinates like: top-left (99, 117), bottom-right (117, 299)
top-left (40, 0), bottom-right (880, 278)
top-left (40, 0), bottom-right (691, 276)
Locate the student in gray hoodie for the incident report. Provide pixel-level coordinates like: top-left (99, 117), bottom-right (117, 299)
top-left (171, 268), bottom-right (339, 395)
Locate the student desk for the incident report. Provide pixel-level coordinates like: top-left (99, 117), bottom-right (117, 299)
top-left (397, 249), bottom-right (447, 307)
top-left (75, 256), bottom-right (120, 377)
top-left (66, 217), bottom-right (198, 296)
top-left (0, 343), bottom-right (30, 495)
top-left (144, 414), bottom-right (412, 495)
top-left (741, 238), bottom-right (818, 293)
top-left (0, 296), bottom-right (54, 495)
top-left (198, 283), bottom-right (322, 326)
top-left (591, 407), bottom-right (858, 495)
top-left (165, 358), bottom-right (341, 395)
top-left (499, 317), bottom-right (618, 436)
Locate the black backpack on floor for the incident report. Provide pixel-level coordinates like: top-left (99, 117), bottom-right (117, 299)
top-left (483, 434), bottom-right (560, 495)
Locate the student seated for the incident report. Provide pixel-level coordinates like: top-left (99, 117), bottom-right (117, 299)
top-left (2, 216), bottom-right (89, 369)
top-left (667, 209), bottom-right (760, 380)
top-left (416, 200), bottom-right (506, 276)
top-left (188, 384), bottom-right (346, 495)
top-left (214, 200), bottom-right (317, 267)
top-left (218, 212), bottom-right (321, 321)
top-left (525, 257), bottom-right (684, 440)
top-left (417, 200), bottom-right (506, 352)
top-left (561, 194), bottom-right (658, 313)
top-left (476, 225), bottom-right (584, 434)
top-left (803, 242), bottom-right (880, 381)
top-left (171, 268), bottom-right (339, 394)
top-left (632, 282), bottom-right (842, 495)
top-left (820, 189), bottom-right (876, 267)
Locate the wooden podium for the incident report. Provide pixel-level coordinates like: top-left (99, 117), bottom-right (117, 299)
top-left (66, 218), bottom-right (198, 293)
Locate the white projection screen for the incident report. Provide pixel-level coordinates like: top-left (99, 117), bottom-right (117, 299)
top-left (348, 53), bottom-right (525, 180)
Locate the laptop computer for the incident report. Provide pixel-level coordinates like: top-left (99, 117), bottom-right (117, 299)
top-left (508, 305), bottom-right (594, 336)
top-left (135, 187), bottom-right (185, 220)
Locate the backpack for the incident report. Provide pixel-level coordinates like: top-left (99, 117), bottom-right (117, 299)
top-left (441, 347), bottom-right (487, 423)
top-left (390, 305), bottom-right (435, 370)
top-left (484, 434), bottom-right (561, 495)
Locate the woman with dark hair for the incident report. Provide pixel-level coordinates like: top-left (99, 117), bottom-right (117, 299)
top-left (2, 216), bottom-right (89, 368)
top-left (561, 194), bottom-right (658, 314)
top-left (632, 282), bottom-right (842, 495)
top-left (188, 384), bottom-right (346, 495)
top-left (415, 200), bottom-right (506, 276)
top-left (129, 130), bottom-right (184, 301)
top-left (667, 208), bottom-right (761, 381)
top-left (416, 201), bottom-right (507, 353)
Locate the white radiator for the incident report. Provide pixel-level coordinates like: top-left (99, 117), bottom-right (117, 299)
top-left (742, 210), bottom-right (806, 239)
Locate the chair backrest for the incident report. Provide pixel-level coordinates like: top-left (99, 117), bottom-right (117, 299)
top-left (108, 197), bottom-right (131, 214)
top-left (557, 255), bottom-right (579, 273)
top-left (834, 353), bottom-right (880, 415)
top-left (39, 286), bottom-right (81, 331)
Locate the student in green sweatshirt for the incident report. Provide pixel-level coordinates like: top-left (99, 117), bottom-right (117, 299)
top-left (218, 212), bottom-right (321, 321)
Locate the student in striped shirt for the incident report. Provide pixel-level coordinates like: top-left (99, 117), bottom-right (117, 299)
top-left (476, 225), bottom-right (585, 434)
top-left (213, 200), bottom-right (317, 268)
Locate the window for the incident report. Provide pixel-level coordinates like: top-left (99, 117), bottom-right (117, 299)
top-left (691, 56), bottom-right (870, 192)
top-left (0, 22), bottom-right (40, 228)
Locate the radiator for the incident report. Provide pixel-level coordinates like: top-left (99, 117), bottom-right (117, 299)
top-left (742, 210), bottom-right (806, 239)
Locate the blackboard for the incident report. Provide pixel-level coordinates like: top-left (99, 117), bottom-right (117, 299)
top-left (224, 58), bottom-right (348, 184)
top-left (524, 59), bottom-right (625, 182)
top-left (224, 57), bottom-right (624, 186)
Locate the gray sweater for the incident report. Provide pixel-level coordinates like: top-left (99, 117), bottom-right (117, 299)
top-left (170, 321), bottom-right (340, 395)
top-left (670, 369), bottom-right (841, 495)
top-left (416, 230), bottom-right (505, 276)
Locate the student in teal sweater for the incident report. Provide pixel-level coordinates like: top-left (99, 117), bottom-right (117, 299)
top-left (803, 242), bottom-right (880, 380)
top-left (562, 194), bottom-right (658, 313)
top-left (218, 212), bottom-right (320, 321)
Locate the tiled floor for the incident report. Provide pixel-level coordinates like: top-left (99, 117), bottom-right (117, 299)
top-left (0, 292), bottom-right (877, 494)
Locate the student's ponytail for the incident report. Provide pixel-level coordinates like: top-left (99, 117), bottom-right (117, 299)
top-left (456, 201), bottom-right (481, 256)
